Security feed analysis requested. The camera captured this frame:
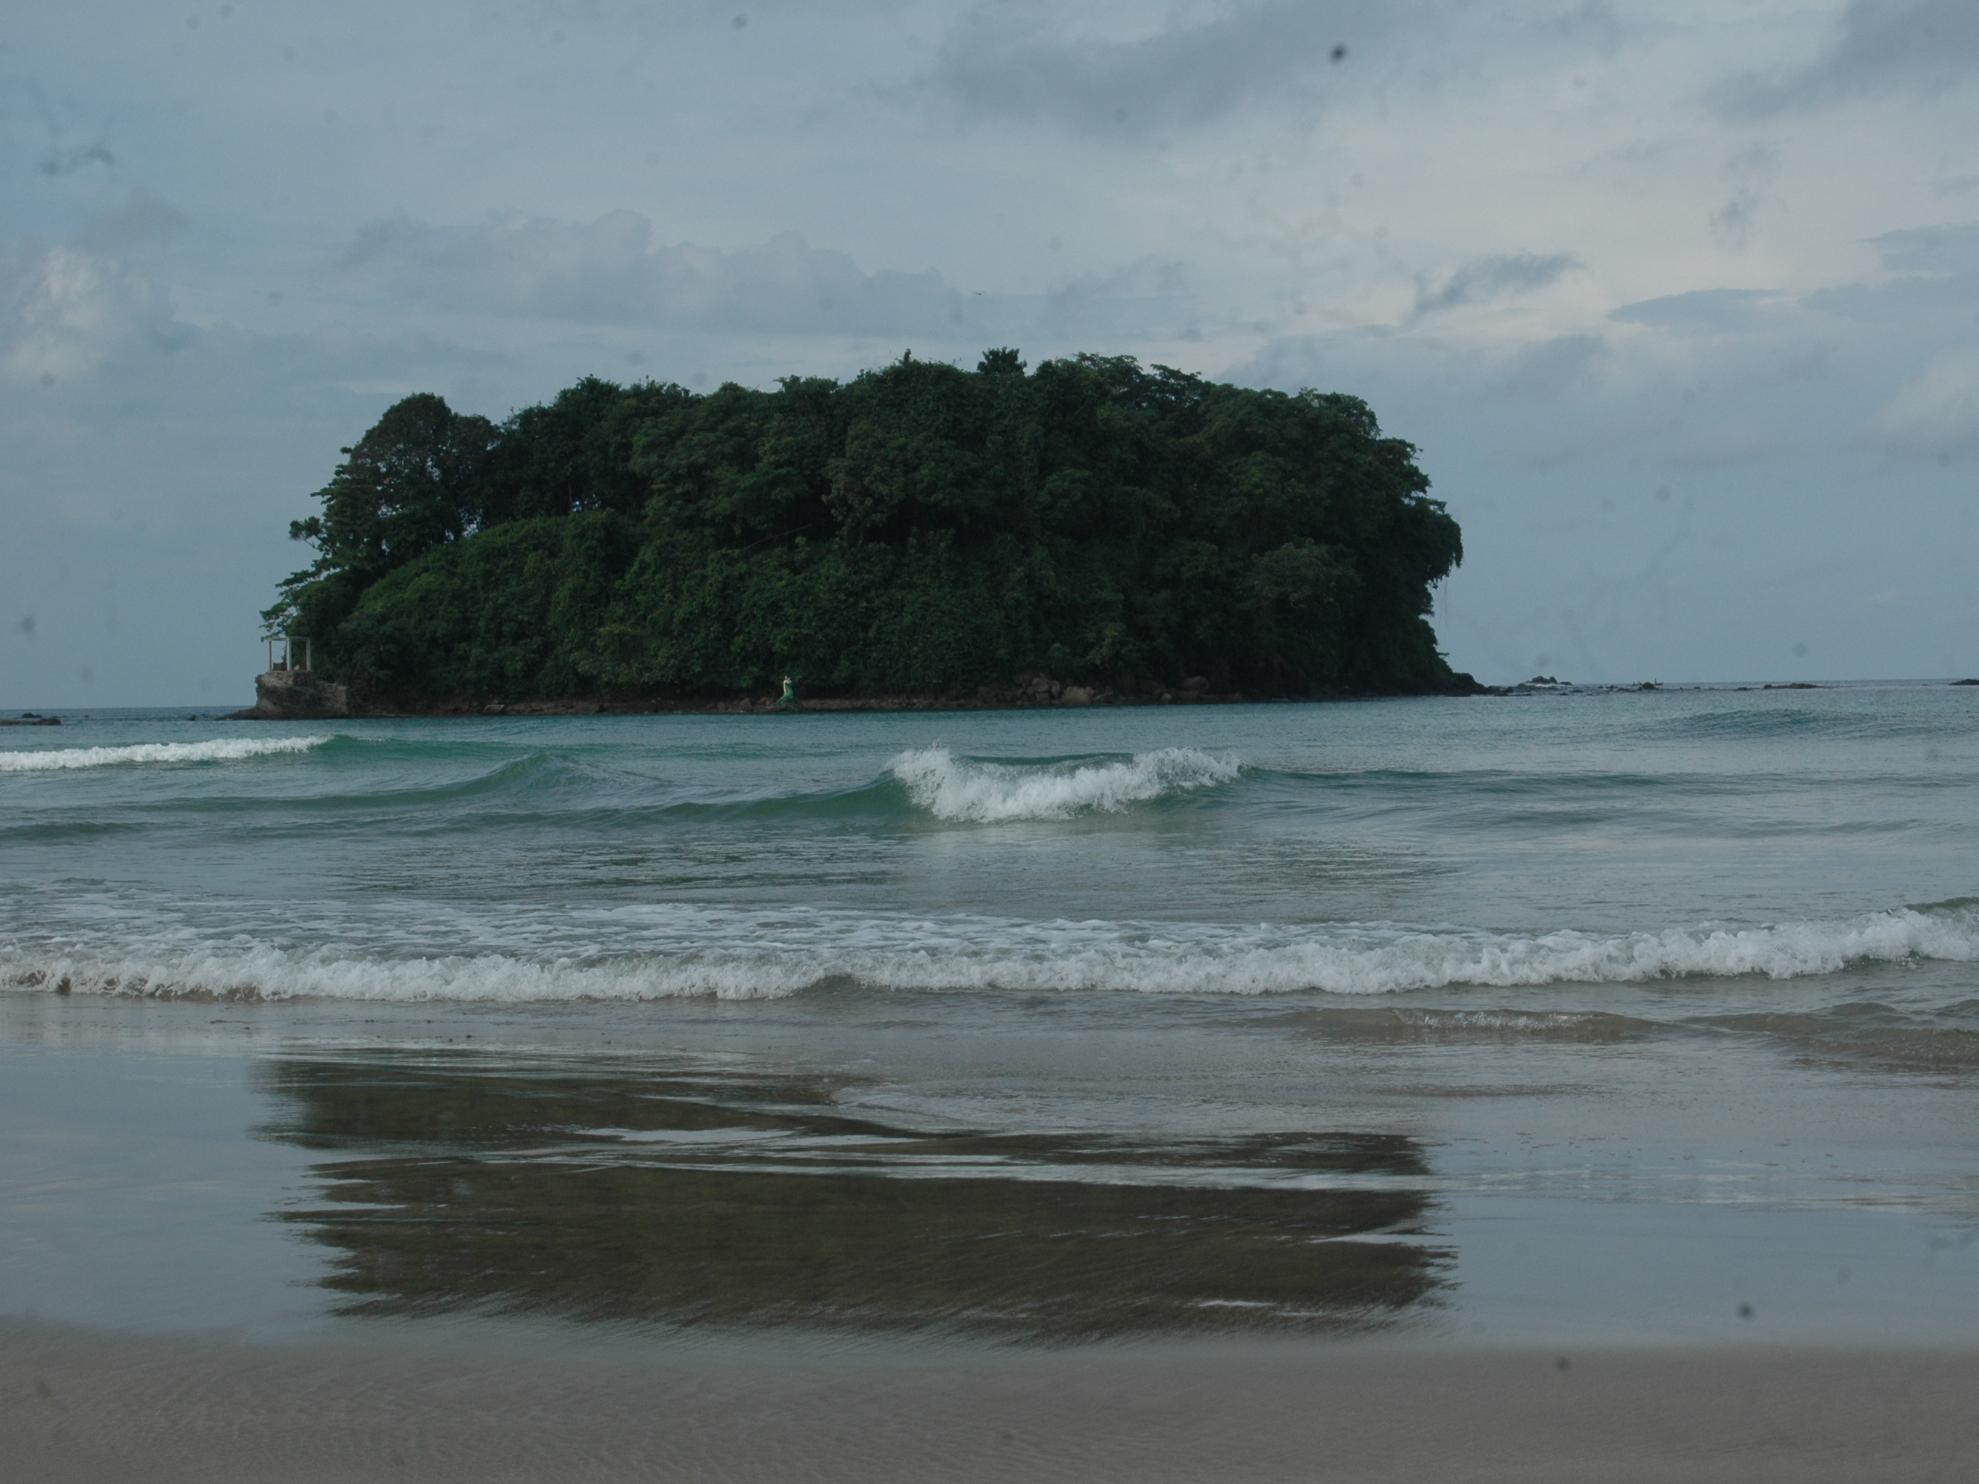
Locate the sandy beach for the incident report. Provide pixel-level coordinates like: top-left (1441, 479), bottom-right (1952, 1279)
top-left (8, 1320), bottom-right (1978, 1483)
top-left (6, 982), bottom-right (1978, 1481)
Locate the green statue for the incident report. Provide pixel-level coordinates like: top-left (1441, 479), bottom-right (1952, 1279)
top-left (774, 674), bottom-right (796, 710)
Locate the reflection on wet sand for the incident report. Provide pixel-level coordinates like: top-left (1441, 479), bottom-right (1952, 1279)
top-left (258, 1052), bottom-right (1450, 1342)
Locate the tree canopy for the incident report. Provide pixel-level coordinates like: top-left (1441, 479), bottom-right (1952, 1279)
top-left (264, 351), bottom-right (1469, 704)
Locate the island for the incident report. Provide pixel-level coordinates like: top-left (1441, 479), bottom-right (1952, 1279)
top-left (250, 350), bottom-right (1476, 716)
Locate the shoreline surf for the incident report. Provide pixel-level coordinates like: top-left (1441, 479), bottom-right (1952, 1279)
top-left (5, 684), bottom-right (1975, 1483)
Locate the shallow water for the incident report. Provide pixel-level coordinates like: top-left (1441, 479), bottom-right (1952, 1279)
top-left (2, 684), bottom-right (1976, 1348)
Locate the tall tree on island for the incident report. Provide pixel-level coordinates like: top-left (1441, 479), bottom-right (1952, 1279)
top-left (263, 394), bottom-right (498, 642)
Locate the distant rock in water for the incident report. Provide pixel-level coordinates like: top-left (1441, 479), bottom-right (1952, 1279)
top-left (229, 668), bottom-right (351, 720)
top-left (1, 714), bottom-right (60, 727)
top-left (1503, 675), bottom-right (1573, 695)
top-left (1954, 678), bottom-right (1979, 686)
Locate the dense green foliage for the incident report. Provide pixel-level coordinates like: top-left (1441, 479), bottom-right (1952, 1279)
top-left (265, 352), bottom-right (1467, 702)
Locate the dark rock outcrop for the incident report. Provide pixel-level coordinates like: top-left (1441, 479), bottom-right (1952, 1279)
top-left (228, 669), bottom-right (351, 720)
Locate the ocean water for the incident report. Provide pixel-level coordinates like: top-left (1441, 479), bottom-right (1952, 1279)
top-left (3, 683), bottom-right (1977, 1347)
top-left (6, 685), bottom-right (1977, 1009)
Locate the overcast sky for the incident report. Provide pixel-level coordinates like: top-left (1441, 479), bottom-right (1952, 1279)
top-left (5, 0), bottom-right (1977, 704)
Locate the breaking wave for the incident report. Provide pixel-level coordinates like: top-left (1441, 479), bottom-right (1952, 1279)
top-left (0, 736), bottom-right (330, 773)
top-left (886, 747), bottom-right (1242, 821)
top-left (6, 901), bottom-right (1976, 1004)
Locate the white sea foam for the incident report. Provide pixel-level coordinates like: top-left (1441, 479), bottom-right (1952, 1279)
top-left (0, 736), bottom-right (330, 772)
top-left (6, 902), bottom-right (1976, 1004)
top-left (887, 746), bottom-right (1241, 821)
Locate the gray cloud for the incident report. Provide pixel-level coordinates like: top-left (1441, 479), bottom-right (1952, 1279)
top-left (77, 189), bottom-right (191, 250)
top-left (912, 0), bottom-right (1378, 138)
top-left (1041, 257), bottom-right (1199, 340)
top-left (38, 140), bottom-right (115, 176)
top-left (341, 212), bottom-right (973, 336)
top-left (1242, 282), bottom-right (1853, 480)
top-left (1492, 333), bottom-right (1608, 399)
top-left (1717, 0), bottom-right (1979, 119)
top-left (1540, 0), bottom-right (1624, 50)
top-left (1710, 189), bottom-right (1762, 249)
top-left (1866, 219), bottom-right (1979, 273)
top-left (909, 0), bottom-right (1632, 139)
top-left (336, 211), bottom-right (1210, 347)
top-left (1412, 253), bottom-right (1579, 321)
top-left (1609, 288), bottom-right (1783, 333)
top-left (1872, 351), bottom-right (1979, 459)
top-left (8, 1), bottom-right (1977, 698)
top-left (1805, 221), bottom-right (1979, 324)
top-left (1710, 145), bottom-right (1778, 249)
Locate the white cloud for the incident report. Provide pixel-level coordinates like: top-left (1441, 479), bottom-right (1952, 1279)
top-left (0, 247), bottom-right (192, 386)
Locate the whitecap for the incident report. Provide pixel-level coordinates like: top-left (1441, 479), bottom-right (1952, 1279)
top-left (6, 901), bottom-right (1976, 1004)
top-left (0, 736), bottom-right (330, 773)
top-left (887, 746), bottom-right (1241, 822)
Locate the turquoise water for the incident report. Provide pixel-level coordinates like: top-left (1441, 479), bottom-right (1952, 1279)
top-left (4, 685), bottom-right (1976, 1017)
top-left (3, 684), bottom-right (1977, 1347)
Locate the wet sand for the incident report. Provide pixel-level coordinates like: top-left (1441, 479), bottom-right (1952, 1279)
top-left (5, 992), bottom-right (1978, 1480)
top-left (7, 1320), bottom-right (1977, 1482)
